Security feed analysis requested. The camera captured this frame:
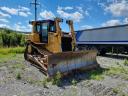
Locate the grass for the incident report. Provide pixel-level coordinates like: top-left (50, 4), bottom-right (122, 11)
top-left (105, 62), bottom-right (128, 80)
top-left (0, 47), bottom-right (25, 55)
top-left (51, 71), bottom-right (62, 86)
top-left (112, 87), bottom-right (120, 94)
top-left (26, 77), bottom-right (38, 84)
top-left (123, 59), bottom-right (128, 66)
top-left (16, 72), bottom-right (22, 80)
top-left (26, 77), bottom-right (49, 88)
top-left (86, 60), bottom-right (128, 81)
top-left (0, 53), bottom-right (16, 67)
top-left (39, 78), bottom-right (49, 88)
top-left (0, 47), bottom-right (25, 83)
top-left (87, 68), bottom-right (105, 80)
top-left (0, 53), bottom-right (16, 58)
top-left (0, 47), bottom-right (25, 67)
top-left (0, 53), bottom-right (24, 67)
top-left (71, 79), bottom-right (77, 86)
top-left (11, 63), bottom-right (25, 70)
top-left (112, 84), bottom-right (128, 96)
top-left (107, 67), bottom-right (128, 75)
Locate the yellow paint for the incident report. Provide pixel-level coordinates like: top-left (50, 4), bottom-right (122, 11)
top-left (25, 18), bottom-right (76, 53)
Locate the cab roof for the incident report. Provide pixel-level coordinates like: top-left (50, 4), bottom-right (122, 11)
top-left (29, 20), bottom-right (54, 24)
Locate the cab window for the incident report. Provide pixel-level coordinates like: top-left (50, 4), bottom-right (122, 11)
top-left (49, 25), bottom-right (55, 32)
top-left (33, 24), bottom-right (41, 33)
top-left (49, 22), bottom-right (56, 32)
top-left (42, 23), bottom-right (48, 36)
top-left (41, 23), bottom-right (48, 43)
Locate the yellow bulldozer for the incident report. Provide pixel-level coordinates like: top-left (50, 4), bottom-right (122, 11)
top-left (24, 17), bottom-right (98, 77)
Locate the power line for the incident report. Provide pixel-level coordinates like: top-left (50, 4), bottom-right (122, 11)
top-left (30, 0), bottom-right (40, 21)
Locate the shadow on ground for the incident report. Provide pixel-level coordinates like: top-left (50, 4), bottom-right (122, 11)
top-left (26, 60), bottom-right (109, 87)
top-left (55, 66), bottom-right (109, 87)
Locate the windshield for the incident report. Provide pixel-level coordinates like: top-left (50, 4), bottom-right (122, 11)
top-left (33, 21), bottom-right (56, 33)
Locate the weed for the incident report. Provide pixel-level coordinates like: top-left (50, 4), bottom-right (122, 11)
top-left (41, 78), bottom-right (48, 88)
top-left (116, 62), bottom-right (120, 65)
top-left (16, 72), bottom-right (21, 80)
top-left (26, 77), bottom-right (49, 87)
top-left (124, 59), bottom-right (128, 66)
top-left (0, 60), bottom-right (7, 67)
top-left (27, 78), bottom-right (36, 84)
top-left (42, 80), bottom-right (47, 88)
top-left (112, 88), bottom-right (119, 94)
top-left (106, 60), bottom-right (128, 77)
top-left (71, 79), bottom-right (77, 86)
top-left (52, 71), bottom-right (62, 86)
top-left (87, 68), bottom-right (105, 80)
top-left (108, 67), bottom-right (121, 75)
top-left (106, 64), bottom-right (128, 77)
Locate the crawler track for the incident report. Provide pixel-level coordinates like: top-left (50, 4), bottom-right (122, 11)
top-left (24, 42), bottom-right (52, 75)
top-left (24, 42), bottom-right (98, 77)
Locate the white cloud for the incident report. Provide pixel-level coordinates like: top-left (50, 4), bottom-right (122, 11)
top-left (81, 25), bottom-right (93, 29)
top-left (0, 24), bottom-right (10, 28)
top-left (18, 6), bottom-right (31, 17)
top-left (0, 6), bottom-right (31, 17)
top-left (57, 6), bottom-right (84, 22)
top-left (76, 7), bottom-right (83, 13)
top-left (0, 18), bottom-right (9, 23)
top-left (1, 6), bottom-right (18, 15)
top-left (64, 6), bottom-right (73, 10)
top-left (0, 24), bottom-right (6, 28)
top-left (0, 11), bottom-right (11, 18)
top-left (40, 10), bottom-right (55, 19)
top-left (105, 1), bottom-right (128, 16)
top-left (98, 2), bottom-right (106, 8)
top-left (19, 12), bottom-right (28, 17)
top-left (124, 18), bottom-right (128, 24)
top-left (76, 6), bottom-right (89, 16)
top-left (85, 10), bottom-right (89, 16)
top-left (20, 6), bottom-right (30, 12)
top-left (0, 21), bottom-right (32, 32)
top-left (102, 19), bottom-right (121, 27)
top-left (14, 23), bottom-right (32, 32)
top-left (15, 24), bottom-right (25, 31)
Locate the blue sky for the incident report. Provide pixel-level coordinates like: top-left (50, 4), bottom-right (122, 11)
top-left (0, 0), bottom-right (128, 32)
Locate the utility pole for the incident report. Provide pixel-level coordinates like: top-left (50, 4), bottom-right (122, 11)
top-left (30, 0), bottom-right (40, 21)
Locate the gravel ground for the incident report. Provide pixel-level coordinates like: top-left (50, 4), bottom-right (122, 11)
top-left (0, 54), bottom-right (128, 96)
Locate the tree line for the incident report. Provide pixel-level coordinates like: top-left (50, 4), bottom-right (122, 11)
top-left (0, 28), bottom-right (26, 47)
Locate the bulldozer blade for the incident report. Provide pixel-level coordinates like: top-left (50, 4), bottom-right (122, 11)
top-left (47, 50), bottom-right (98, 76)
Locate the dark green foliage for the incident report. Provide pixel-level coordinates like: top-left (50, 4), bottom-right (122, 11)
top-left (71, 79), bottom-right (77, 86)
top-left (52, 71), bottom-right (62, 86)
top-left (0, 28), bottom-right (26, 47)
top-left (124, 59), bottom-right (128, 66)
top-left (16, 72), bottom-right (21, 80)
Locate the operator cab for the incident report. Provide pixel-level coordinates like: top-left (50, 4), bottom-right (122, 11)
top-left (30, 19), bottom-right (72, 52)
top-left (30, 20), bottom-right (55, 43)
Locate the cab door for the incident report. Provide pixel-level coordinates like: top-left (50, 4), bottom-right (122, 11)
top-left (40, 23), bottom-right (48, 43)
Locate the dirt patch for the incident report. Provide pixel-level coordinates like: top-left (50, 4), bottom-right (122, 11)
top-left (0, 54), bottom-right (128, 96)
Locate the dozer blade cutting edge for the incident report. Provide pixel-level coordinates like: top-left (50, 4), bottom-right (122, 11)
top-left (25, 48), bottom-right (98, 77)
top-left (48, 50), bottom-right (98, 76)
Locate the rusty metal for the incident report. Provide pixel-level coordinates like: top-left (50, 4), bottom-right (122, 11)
top-left (47, 50), bottom-right (97, 76)
top-left (24, 43), bottom-right (98, 77)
